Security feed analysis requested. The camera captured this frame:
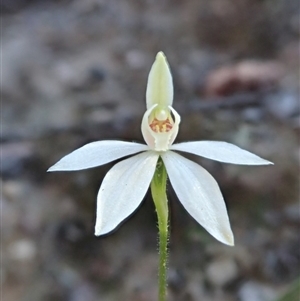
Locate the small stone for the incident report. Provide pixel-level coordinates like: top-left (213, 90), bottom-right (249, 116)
top-left (0, 142), bottom-right (34, 177)
top-left (125, 50), bottom-right (147, 69)
top-left (284, 202), bottom-right (300, 222)
top-left (70, 282), bottom-right (98, 301)
top-left (185, 271), bottom-right (205, 301)
top-left (206, 257), bottom-right (239, 287)
top-left (265, 92), bottom-right (299, 121)
top-left (8, 239), bottom-right (36, 261)
top-left (238, 281), bottom-right (277, 301)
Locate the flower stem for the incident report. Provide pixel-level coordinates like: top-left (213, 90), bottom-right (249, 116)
top-left (151, 159), bottom-right (169, 301)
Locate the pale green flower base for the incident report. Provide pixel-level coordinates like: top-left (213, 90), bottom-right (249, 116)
top-left (151, 159), bottom-right (169, 301)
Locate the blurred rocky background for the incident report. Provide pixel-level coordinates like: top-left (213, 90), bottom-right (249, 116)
top-left (1, 0), bottom-right (299, 300)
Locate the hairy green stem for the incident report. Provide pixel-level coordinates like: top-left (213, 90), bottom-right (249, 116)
top-left (151, 159), bottom-right (169, 301)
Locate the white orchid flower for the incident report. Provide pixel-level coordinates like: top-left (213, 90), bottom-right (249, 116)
top-left (48, 52), bottom-right (273, 246)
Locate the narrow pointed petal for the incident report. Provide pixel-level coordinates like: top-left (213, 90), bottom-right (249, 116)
top-left (146, 51), bottom-right (173, 109)
top-left (161, 151), bottom-right (234, 246)
top-left (48, 141), bottom-right (149, 172)
top-left (95, 151), bottom-right (159, 235)
top-left (171, 141), bottom-right (273, 165)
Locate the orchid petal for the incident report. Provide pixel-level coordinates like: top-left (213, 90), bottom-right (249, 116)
top-left (171, 141), bottom-right (273, 165)
top-left (146, 52), bottom-right (173, 109)
top-left (48, 141), bottom-right (149, 171)
top-left (95, 151), bottom-right (159, 235)
top-left (161, 151), bottom-right (234, 246)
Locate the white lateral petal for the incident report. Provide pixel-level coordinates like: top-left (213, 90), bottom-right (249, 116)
top-left (162, 151), bottom-right (234, 246)
top-left (171, 141), bottom-right (273, 165)
top-left (95, 151), bottom-right (159, 235)
top-left (48, 141), bottom-right (149, 171)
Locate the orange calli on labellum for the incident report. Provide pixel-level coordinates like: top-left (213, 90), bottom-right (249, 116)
top-left (48, 52), bottom-right (273, 246)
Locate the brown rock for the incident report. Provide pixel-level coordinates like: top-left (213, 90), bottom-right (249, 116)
top-left (205, 61), bottom-right (284, 97)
